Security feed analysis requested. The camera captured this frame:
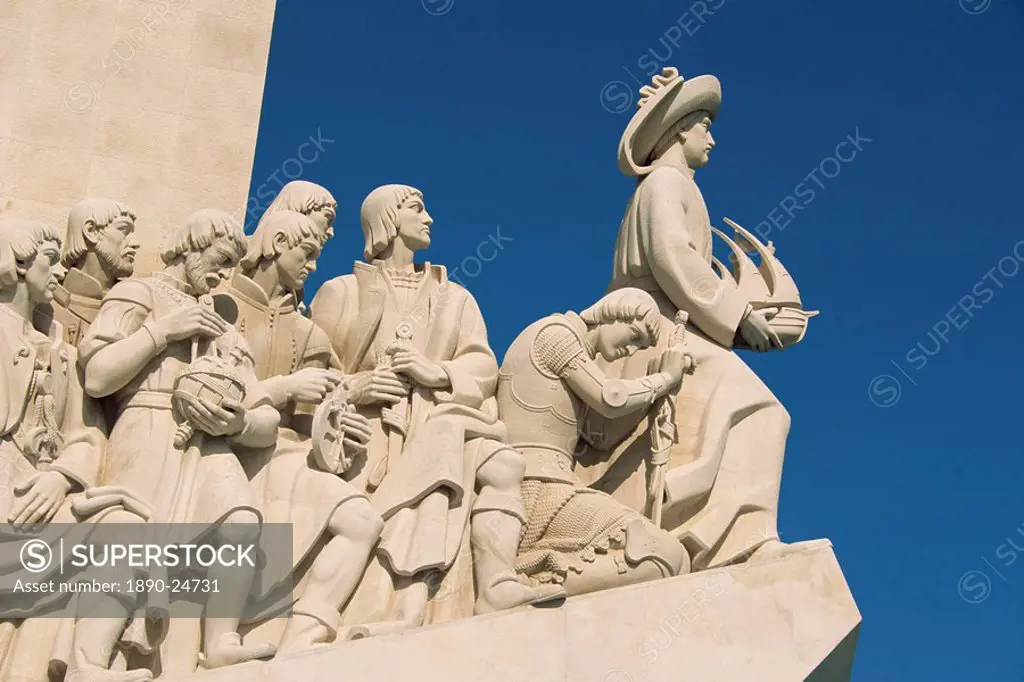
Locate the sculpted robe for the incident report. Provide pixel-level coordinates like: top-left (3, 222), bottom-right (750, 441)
top-left (216, 273), bottom-right (362, 572)
top-left (0, 306), bottom-right (105, 682)
top-left (79, 275), bottom-right (274, 526)
top-left (578, 164), bottom-right (788, 570)
top-left (78, 273), bottom-right (278, 675)
top-left (311, 261), bottom-right (507, 625)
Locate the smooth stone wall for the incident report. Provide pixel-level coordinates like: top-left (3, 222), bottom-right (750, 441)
top-left (0, 0), bottom-right (276, 273)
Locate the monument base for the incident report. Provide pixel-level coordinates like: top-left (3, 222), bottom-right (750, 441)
top-left (164, 539), bottom-right (859, 682)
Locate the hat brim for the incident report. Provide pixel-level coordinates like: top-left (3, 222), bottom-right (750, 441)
top-left (617, 74), bottom-right (722, 177)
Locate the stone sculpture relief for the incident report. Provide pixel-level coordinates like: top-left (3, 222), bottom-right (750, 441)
top-left (259, 180), bottom-right (338, 311)
top-left (575, 67), bottom-right (819, 571)
top-left (48, 198), bottom-right (140, 349)
top-left (215, 208), bottom-right (383, 654)
top-left (73, 210), bottom-right (281, 678)
top-left (496, 288), bottom-right (693, 596)
top-left (0, 66), bottom-right (820, 680)
top-left (309, 184), bottom-right (564, 637)
top-left (0, 218), bottom-right (148, 682)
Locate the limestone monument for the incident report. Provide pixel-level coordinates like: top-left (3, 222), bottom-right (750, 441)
top-left (497, 287), bottom-right (694, 596)
top-left (309, 185), bottom-right (565, 635)
top-left (0, 28), bottom-right (859, 678)
top-left (215, 208), bottom-right (383, 654)
top-left (576, 67), bottom-right (822, 571)
top-left (74, 210), bottom-right (281, 678)
top-left (48, 197), bottom-right (139, 347)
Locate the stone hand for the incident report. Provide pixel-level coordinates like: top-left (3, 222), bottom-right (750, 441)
top-left (9, 471), bottom-right (72, 528)
top-left (156, 304), bottom-right (228, 343)
top-left (347, 369), bottom-right (410, 406)
top-left (659, 344), bottom-right (696, 385)
top-left (389, 349), bottom-right (449, 389)
top-left (339, 411), bottom-right (372, 447)
top-left (185, 397), bottom-right (247, 437)
top-left (739, 308), bottom-right (783, 352)
top-left (286, 367), bottom-right (343, 403)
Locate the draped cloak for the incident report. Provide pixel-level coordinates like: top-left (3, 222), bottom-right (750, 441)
top-left (310, 261), bottom-right (508, 626)
top-left (576, 164), bottom-right (789, 570)
top-left (78, 274), bottom-right (273, 676)
top-left (216, 274), bottom-right (365, 647)
top-left (0, 306), bottom-right (106, 682)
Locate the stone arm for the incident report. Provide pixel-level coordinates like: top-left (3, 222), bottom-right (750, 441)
top-left (432, 289), bottom-right (499, 408)
top-left (258, 375), bottom-right (293, 410)
top-left (78, 281), bottom-right (164, 398)
top-left (537, 322), bottom-right (674, 419)
top-left (48, 357), bottom-right (105, 493)
top-left (262, 324), bottom-right (338, 436)
top-left (261, 321), bottom-right (336, 408)
top-left (220, 332), bottom-right (281, 450)
top-left (638, 170), bottom-right (749, 348)
top-left (309, 277), bottom-right (351, 369)
top-left (310, 276), bottom-right (497, 407)
top-left (231, 401), bottom-right (280, 449)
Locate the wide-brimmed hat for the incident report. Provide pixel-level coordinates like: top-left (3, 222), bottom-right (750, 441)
top-left (617, 67), bottom-right (721, 177)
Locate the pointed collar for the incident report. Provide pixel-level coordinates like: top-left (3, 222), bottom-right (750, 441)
top-left (353, 260), bottom-right (446, 287)
top-left (61, 268), bottom-right (106, 300)
top-left (0, 303), bottom-right (59, 342)
top-left (228, 272), bottom-right (297, 313)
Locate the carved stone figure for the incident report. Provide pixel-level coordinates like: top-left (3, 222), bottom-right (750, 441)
top-left (262, 180), bottom-right (337, 243)
top-left (47, 198), bottom-right (139, 347)
top-left (215, 210), bottom-right (383, 653)
top-left (74, 210), bottom-right (281, 677)
top-left (262, 181), bottom-right (338, 312)
top-left (310, 185), bottom-right (563, 635)
top-left (0, 218), bottom-right (144, 682)
top-left (497, 288), bottom-right (692, 596)
top-left (577, 67), bottom-right (817, 571)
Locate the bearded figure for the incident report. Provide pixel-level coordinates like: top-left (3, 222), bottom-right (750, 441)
top-left (48, 198), bottom-right (139, 347)
top-left (72, 209), bottom-right (282, 679)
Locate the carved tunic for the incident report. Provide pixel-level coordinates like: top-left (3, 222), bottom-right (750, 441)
top-left (0, 306), bottom-right (104, 682)
top-left (597, 163), bottom-right (789, 570)
top-left (79, 274), bottom-right (267, 525)
top-left (312, 261), bottom-right (509, 624)
top-left (218, 273), bottom-right (362, 567)
top-left (610, 165), bottom-right (747, 347)
top-left (0, 306), bottom-right (103, 518)
top-left (217, 273), bottom-right (335, 429)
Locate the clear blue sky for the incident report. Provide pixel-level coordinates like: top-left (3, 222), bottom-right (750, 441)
top-left (248, 1), bottom-right (1024, 679)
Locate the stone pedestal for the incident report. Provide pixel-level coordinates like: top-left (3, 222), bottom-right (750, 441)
top-left (0, 0), bottom-right (276, 273)
top-left (165, 540), bottom-right (859, 682)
